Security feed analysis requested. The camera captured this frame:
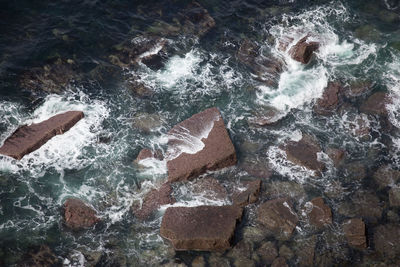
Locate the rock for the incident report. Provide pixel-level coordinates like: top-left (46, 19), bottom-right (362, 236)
top-left (278, 36), bottom-right (294, 52)
top-left (360, 92), bottom-right (390, 116)
top-left (248, 107), bottom-right (284, 126)
top-left (191, 177), bottom-right (228, 201)
top-left (293, 235), bottom-right (317, 266)
top-left (232, 257), bottom-right (256, 267)
top-left (271, 257), bottom-right (288, 267)
top-left (133, 183), bottom-right (175, 220)
top-left (264, 181), bottom-right (306, 200)
top-left (63, 198), bottom-right (100, 230)
top-left (305, 197), bottom-right (332, 228)
top-left (279, 245), bottom-right (294, 260)
top-left (283, 134), bottom-right (325, 173)
top-left (374, 224), bottom-right (400, 259)
top-left (344, 161), bottom-right (367, 181)
top-left (256, 241), bottom-right (278, 264)
top-left (242, 226), bottom-right (268, 243)
top-left (166, 107), bottom-right (236, 182)
top-left (0, 111), bottom-right (84, 160)
top-left (373, 165), bottom-right (400, 189)
top-left (232, 180), bottom-right (261, 207)
top-left (191, 256), bottom-right (206, 267)
top-left (289, 35), bottom-right (319, 64)
top-left (227, 240), bottom-right (253, 260)
top-left (326, 148), bottom-right (345, 166)
top-left (343, 218), bottom-right (367, 249)
top-left (180, 2), bottom-right (216, 38)
top-left (354, 25), bottom-right (380, 42)
top-left (132, 112), bottom-right (163, 133)
top-left (139, 39), bottom-right (169, 70)
top-left (160, 205), bottom-right (243, 251)
top-left (19, 245), bottom-right (61, 267)
top-left (389, 187), bottom-right (400, 207)
top-left (344, 80), bottom-right (373, 98)
top-left (135, 148), bottom-right (164, 163)
top-left (239, 157), bottom-right (273, 179)
top-left (126, 79), bottom-right (154, 98)
top-left (338, 191), bottom-right (383, 223)
top-left (257, 198), bottom-right (299, 240)
top-left (208, 253), bottom-right (230, 267)
top-left (314, 82), bottom-right (343, 115)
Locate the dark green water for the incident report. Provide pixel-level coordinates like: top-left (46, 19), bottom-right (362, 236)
top-left (1, 0), bottom-right (400, 266)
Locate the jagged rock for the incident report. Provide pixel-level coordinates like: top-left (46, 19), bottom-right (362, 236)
top-left (374, 224), bottom-right (400, 259)
top-left (373, 165), bottom-right (400, 189)
top-left (326, 147), bottom-right (345, 166)
top-left (305, 197), bottom-right (332, 228)
top-left (360, 92), bottom-right (390, 116)
top-left (314, 82), bottom-right (343, 115)
top-left (278, 36), bottom-right (294, 52)
top-left (271, 257), bottom-right (288, 267)
top-left (208, 253), bottom-right (230, 267)
top-left (0, 111), bottom-right (84, 160)
top-left (282, 134), bottom-right (325, 173)
top-left (232, 179), bottom-right (261, 207)
top-left (191, 177), bottom-right (228, 201)
top-left (338, 191), bottom-right (383, 223)
top-left (19, 245), bottom-right (61, 267)
top-left (256, 241), bottom-right (278, 264)
top-left (389, 187), bottom-right (400, 207)
top-left (166, 107), bottom-right (236, 182)
top-left (160, 205), bottom-right (243, 251)
top-left (133, 183), bottom-right (175, 220)
top-left (63, 198), bottom-right (100, 230)
top-left (343, 218), bottom-right (367, 249)
top-left (289, 36), bottom-right (319, 64)
top-left (257, 198), bottom-right (299, 240)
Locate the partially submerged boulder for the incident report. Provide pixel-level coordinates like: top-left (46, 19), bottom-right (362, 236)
top-left (0, 111), bottom-right (84, 160)
top-left (232, 180), bottom-right (261, 207)
top-left (135, 148), bottom-right (164, 163)
top-left (63, 198), bottom-right (100, 230)
top-left (257, 198), bottom-right (299, 240)
top-left (166, 107), bottom-right (236, 182)
top-left (314, 82), bottom-right (343, 115)
top-left (360, 92), bottom-right (390, 116)
top-left (343, 218), bottom-right (367, 249)
top-left (305, 197), bottom-right (332, 228)
top-left (160, 205), bottom-right (243, 251)
top-left (289, 36), bottom-right (319, 64)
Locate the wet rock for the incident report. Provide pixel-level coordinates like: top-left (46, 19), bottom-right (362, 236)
top-left (191, 256), bottom-right (206, 267)
top-left (133, 183), bottom-right (175, 220)
top-left (160, 205), bottom-right (243, 251)
top-left (378, 10), bottom-right (400, 24)
top-left (242, 226), bottom-right (268, 243)
top-left (227, 240), bottom-right (253, 260)
top-left (344, 161), bottom-right (367, 181)
top-left (289, 35), bottom-right (319, 64)
top-left (232, 257), bottom-right (256, 267)
top-left (338, 191), bottom-right (383, 223)
top-left (126, 79), bottom-right (154, 98)
top-left (283, 134), bottom-right (325, 173)
top-left (135, 148), bottom-right (164, 163)
top-left (271, 257), bottom-right (288, 267)
top-left (374, 224), bottom-right (400, 259)
top-left (191, 177), bottom-right (228, 200)
top-left (180, 1), bottom-right (216, 38)
top-left (278, 36), bottom-right (294, 52)
top-left (167, 107), bottom-right (236, 182)
top-left (256, 241), bottom-right (278, 264)
top-left (208, 253), bottom-right (230, 267)
top-left (389, 187), bottom-right (400, 207)
top-left (305, 197), bottom-right (332, 228)
top-left (279, 245), bottom-right (294, 260)
top-left (326, 147), bottom-right (345, 166)
top-left (360, 92), bottom-right (390, 116)
top-left (19, 245), bottom-right (61, 267)
top-left (257, 198), bottom-right (299, 240)
top-left (343, 218), bottom-right (367, 249)
top-left (239, 157), bottom-right (273, 179)
top-left (372, 165), bottom-right (400, 189)
top-left (344, 80), bottom-right (373, 98)
top-left (63, 198), bottom-right (100, 230)
top-left (0, 111), bottom-right (84, 160)
top-left (132, 112), bottom-right (163, 133)
top-left (248, 107), bottom-right (284, 126)
top-left (387, 210), bottom-right (400, 223)
top-left (293, 235), bottom-right (317, 266)
top-left (264, 181), bottom-right (306, 200)
top-left (232, 179), bottom-right (261, 207)
top-left (314, 82), bottom-right (343, 115)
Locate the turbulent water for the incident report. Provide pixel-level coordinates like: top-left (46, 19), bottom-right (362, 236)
top-left (1, 0), bottom-right (400, 266)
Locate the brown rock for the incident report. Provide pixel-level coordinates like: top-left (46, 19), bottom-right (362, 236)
top-left (283, 134), bottom-right (325, 173)
top-left (191, 177), bottom-right (227, 201)
top-left (63, 198), bottom-right (99, 230)
top-left (374, 224), bottom-right (400, 259)
top-left (306, 197), bottom-right (332, 228)
top-left (135, 148), bottom-right (164, 163)
top-left (360, 92), bottom-right (390, 116)
top-left (373, 165), bottom-right (400, 189)
top-left (289, 36), bottom-right (319, 64)
top-left (389, 187), bottom-right (400, 207)
top-left (344, 80), bottom-right (373, 98)
top-left (294, 235), bottom-right (317, 266)
top-left (338, 191), bottom-right (383, 223)
top-left (343, 218), bottom-right (367, 249)
top-left (256, 241), bottom-right (278, 264)
top-left (0, 111), bottom-right (84, 160)
top-left (240, 157), bottom-right (273, 179)
top-left (314, 82), bottom-right (343, 115)
top-left (232, 180), bottom-right (261, 207)
top-left (278, 36), bottom-right (294, 52)
top-left (166, 108), bottom-right (236, 182)
top-left (133, 183), bottom-right (176, 220)
top-left (271, 257), bottom-right (288, 267)
top-left (257, 198), bottom-right (298, 240)
top-left (326, 147), bottom-right (345, 166)
top-left (160, 205), bottom-right (243, 251)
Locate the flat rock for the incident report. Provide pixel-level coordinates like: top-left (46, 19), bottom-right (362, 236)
top-left (360, 92), bottom-right (390, 116)
top-left (63, 198), bottom-right (99, 230)
top-left (283, 134), bottom-right (325, 173)
top-left (374, 224), bottom-right (400, 259)
top-left (257, 198), bottom-right (298, 240)
top-left (166, 107), bottom-right (236, 182)
top-left (306, 197), bottom-right (332, 228)
top-left (289, 36), bottom-right (319, 64)
top-left (160, 205), bottom-right (243, 251)
top-left (314, 82), bottom-right (343, 115)
top-left (133, 183), bottom-right (176, 220)
top-left (232, 180), bottom-right (261, 207)
top-left (0, 111), bottom-right (84, 160)
top-left (191, 177), bottom-right (228, 201)
top-left (343, 218), bottom-right (367, 249)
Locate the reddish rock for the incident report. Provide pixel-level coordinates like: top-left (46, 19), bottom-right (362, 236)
top-left (191, 177), bottom-right (228, 200)
top-left (314, 82), bottom-right (343, 115)
top-left (135, 148), bottom-right (164, 163)
top-left (344, 80), bottom-right (373, 98)
top-left (133, 183), bottom-right (175, 220)
top-left (257, 198), bottom-right (298, 240)
top-left (374, 224), bottom-right (400, 259)
top-left (278, 36), bottom-right (294, 52)
top-left (306, 197), bottom-right (332, 228)
top-left (166, 108), bottom-right (236, 182)
top-left (289, 36), bottom-right (319, 64)
top-left (343, 218), bottom-right (367, 249)
top-left (326, 147), bottom-right (345, 166)
top-left (232, 180), bottom-right (261, 207)
top-left (283, 135), bottom-right (325, 173)
top-left (160, 205), bottom-right (243, 251)
top-left (360, 92), bottom-right (390, 116)
top-left (0, 111), bottom-right (84, 160)
top-left (63, 198), bottom-right (99, 230)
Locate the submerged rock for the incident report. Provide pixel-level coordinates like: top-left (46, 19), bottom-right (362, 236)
top-left (232, 179), bottom-right (261, 207)
top-left (343, 218), bottom-right (367, 249)
top-left (314, 82), bottom-right (343, 115)
top-left (180, 1), bottom-right (216, 38)
top-left (360, 92), bottom-right (390, 116)
top-left (257, 198), bottom-right (298, 240)
top-left (373, 224), bottom-right (400, 259)
top-left (132, 112), bottom-right (163, 133)
top-left (0, 111), bottom-right (84, 160)
top-left (166, 107), bottom-right (236, 182)
top-left (389, 187), bottom-right (400, 207)
top-left (288, 35), bottom-right (319, 64)
top-left (19, 245), bottom-right (61, 267)
top-left (305, 197), bottom-right (332, 229)
top-left (63, 198), bottom-right (100, 230)
top-left (326, 147), bottom-right (345, 166)
top-left (344, 80), bottom-right (373, 98)
top-left (160, 205), bottom-right (243, 251)
top-left (293, 235), bottom-right (317, 266)
top-left (372, 165), bottom-right (400, 189)
top-left (271, 257), bottom-right (288, 267)
top-left (338, 191), bottom-right (383, 223)
top-left (256, 241), bottom-right (278, 265)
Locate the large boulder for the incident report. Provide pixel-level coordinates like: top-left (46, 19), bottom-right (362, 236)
top-left (305, 197), bottom-right (332, 229)
top-left (166, 107), bottom-right (236, 182)
top-left (343, 218), bottom-right (367, 249)
top-left (0, 111), bottom-right (84, 160)
top-left (289, 36), bottom-right (319, 64)
top-left (257, 198), bottom-right (299, 240)
top-left (360, 92), bottom-right (390, 116)
top-left (314, 82), bottom-right (343, 115)
top-left (63, 198), bottom-right (100, 230)
top-left (160, 205), bottom-right (243, 251)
